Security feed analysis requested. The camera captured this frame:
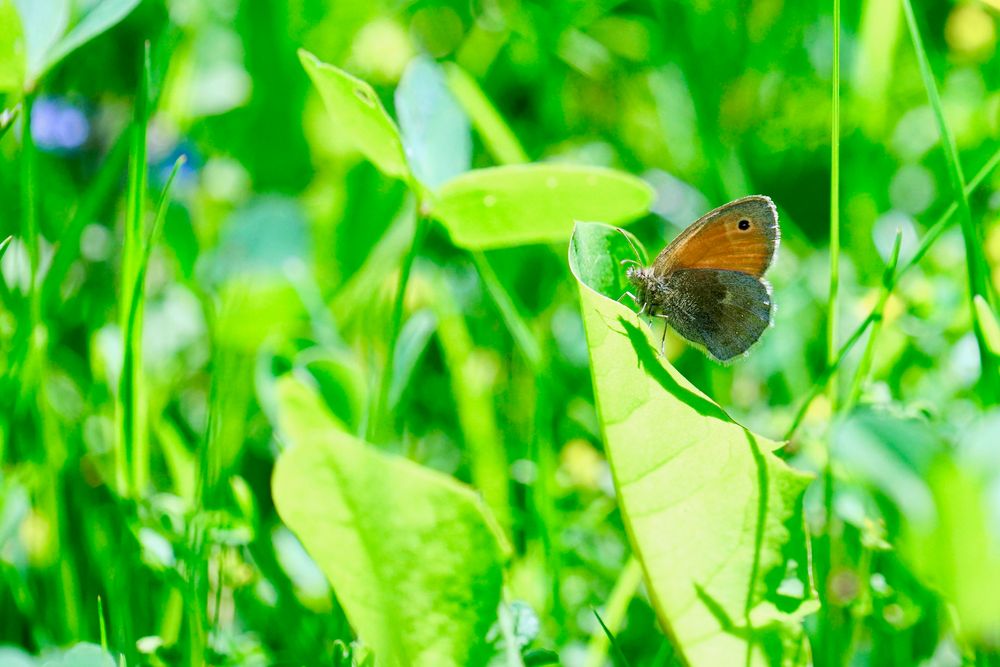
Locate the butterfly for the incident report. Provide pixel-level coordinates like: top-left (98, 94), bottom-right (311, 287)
top-left (621, 195), bottom-right (779, 362)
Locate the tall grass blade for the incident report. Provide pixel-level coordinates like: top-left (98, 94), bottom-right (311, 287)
top-left (784, 145), bottom-right (1000, 441)
top-left (593, 609), bottom-right (632, 667)
top-left (902, 0), bottom-right (998, 401)
top-left (819, 3), bottom-right (842, 661)
top-left (116, 42), bottom-right (152, 496)
top-left (846, 227), bottom-right (903, 410)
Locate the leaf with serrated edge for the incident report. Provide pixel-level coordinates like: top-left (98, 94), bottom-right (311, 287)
top-left (569, 221), bottom-right (815, 667)
top-left (272, 378), bottom-right (508, 667)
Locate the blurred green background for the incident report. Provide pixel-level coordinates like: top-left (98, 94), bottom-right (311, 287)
top-left (2, 0), bottom-right (1000, 665)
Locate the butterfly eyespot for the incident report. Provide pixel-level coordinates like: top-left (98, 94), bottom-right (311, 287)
top-left (738, 219), bottom-right (751, 230)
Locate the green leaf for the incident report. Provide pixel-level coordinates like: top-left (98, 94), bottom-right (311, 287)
top-left (395, 56), bottom-right (471, 190)
top-left (432, 165), bottom-right (654, 249)
top-left (12, 0), bottom-right (67, 83)
top-left (13, 0), bottom-right (139, 84)
top-left (44, 0), bottom-right (141, 79)
top-left (0, 0), bottom-right (25, 91)
top-left (272, 378), bottom-right (509, 667)
top-left (569, 221), bottom-right (815, 667)
top-left (299, 48), bottom-right (410, 182)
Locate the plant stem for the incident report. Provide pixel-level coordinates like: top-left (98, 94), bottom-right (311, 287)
top-left (784, 145), bottom-right (1000, 442)
top-left (827, 0), bottom-right (841, 410)
top-left (902, 0), bottom-right (999, 402)
top-left (369, 205), bottom-right (427, 444)
top-left (21, 93), bottom-right (38, 297)
top-left (845, 229), bottom-right (903, 410)
top-left (470, 251), bottom-right (542, 371)
top-left (822, 2), bottom-right (842, 662)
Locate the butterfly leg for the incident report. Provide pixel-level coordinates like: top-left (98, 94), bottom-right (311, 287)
top-left (653, 313), bottom-right (670, 356)
top-left (617, 291), bottom-right (648, 318)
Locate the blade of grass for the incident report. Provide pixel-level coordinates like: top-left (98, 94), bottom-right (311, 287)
top-left (820, 4), bottom-right (842, 661)
top-left (902, 0), bottom-right (999, 401)
top-left (784, 145), bottom-right (1000, 441)
top-left (42, 130), bottom-right (130, 310)
top-left (593, 609), bottom-right (632, 667)
top-left (98, 595), bottom-right (108, 650)
top-left (444, 63), bottom-right (529, 166)
top-left (826, 0), bottom-right (841, 405)
top-left (470, 252), bottom-right (542, 370)
top-left (584, 557), bottom-right (644, 667)
top-left (0, 235), bottom-right (10, 259)
top-left (845, 228), bottom-right (903, 410)
top-left (368, 206), bottom-right (428, 444)
top-left (116, 42), bottom-right (152, 497)
top-left (453, 76), bottom-right (564, 625)
top-left (20, 93), bottom-right (37, 292)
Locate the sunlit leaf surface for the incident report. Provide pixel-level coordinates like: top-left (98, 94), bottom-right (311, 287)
top-left (272, 378), bottom-right (508, 667)
top-left (299, 49), bottom-right (411, 181)
top-left (432, 165), bottom-right (654, 249)
top-left (570, 221), bottom-right (815, 666)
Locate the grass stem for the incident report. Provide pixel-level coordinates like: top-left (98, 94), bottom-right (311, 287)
top-left (369, 205), bottom-right (428, 444)
top-left (784, 144), bottom-right (1000, 442)
top-left (902, 0), bottom-right (999, 402)
top-left (820, 3), bottom-right (842, 662)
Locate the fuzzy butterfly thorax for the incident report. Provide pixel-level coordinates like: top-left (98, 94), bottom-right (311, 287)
top-left (624, 195), bottom-right (780, 362)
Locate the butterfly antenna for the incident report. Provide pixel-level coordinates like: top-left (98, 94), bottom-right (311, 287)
top-left (616, 227), bottom-right (644, 264)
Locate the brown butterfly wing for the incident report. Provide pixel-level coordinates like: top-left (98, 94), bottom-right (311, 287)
top-left (653, 195), bottom-right (779, 278)
top-left (659, 269), bottom-right (773, 361)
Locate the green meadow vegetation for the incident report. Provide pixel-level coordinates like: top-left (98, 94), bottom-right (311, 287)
top-left (2, 0), bottom-right (1000, 665)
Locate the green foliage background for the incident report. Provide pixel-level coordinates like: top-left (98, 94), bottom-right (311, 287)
top-left (2, 0), bottom-right (1000, 665)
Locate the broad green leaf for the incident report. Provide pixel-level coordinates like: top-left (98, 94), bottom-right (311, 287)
top-left (0, 0), bottom-right (24, 91)
top-left (299, 49), bottom-right (410, 181)
top-left (432, 164), bottom-right (654, 249)
top-left (569, 221), bottom-right (815, 667)
top-left (395, 56), bottom-right (471, 190)
top-left (272, 378), bottom-right (508, 667)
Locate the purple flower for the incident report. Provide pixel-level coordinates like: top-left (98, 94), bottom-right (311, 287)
top-left (31, 97), bottom-right (90, 153)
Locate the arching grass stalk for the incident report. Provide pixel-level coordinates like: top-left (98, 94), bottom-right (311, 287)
top-left (902, 0), bottom-right (999, 402)
top-left (784, 145), bottom-right (1000, 442)
top-left (845, 229), bottom-right (903, 410)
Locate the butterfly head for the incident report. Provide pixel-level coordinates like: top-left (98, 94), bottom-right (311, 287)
top-left (625, 265), bottom-right (657, 310)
